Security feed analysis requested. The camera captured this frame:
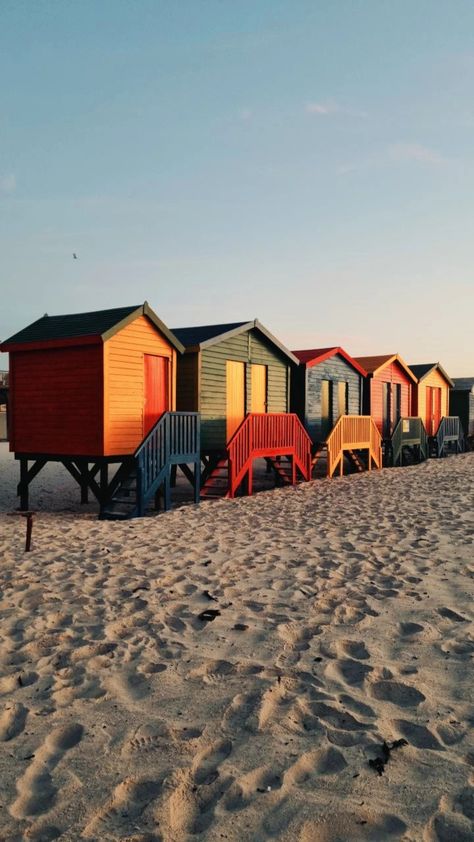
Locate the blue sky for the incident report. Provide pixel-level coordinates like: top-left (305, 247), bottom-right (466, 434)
top-left (1, 0), bottom-right (473, 374)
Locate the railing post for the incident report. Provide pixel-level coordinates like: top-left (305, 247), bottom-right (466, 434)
top-left (136, 463), bottom-right (144, 517)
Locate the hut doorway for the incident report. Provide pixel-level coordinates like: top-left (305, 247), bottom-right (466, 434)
top-left (382, 382), bottom-right (392, 437)
top-left (226, 360), bottom-right (245, 442)
top-left (250, 364), bottom-right (267, 413)
top-left (144, 354), bottom-right (169, 436)
top-left (321, 380), bottom-right (334, 438)
top-left (426, 386), bottom-right (442, 436)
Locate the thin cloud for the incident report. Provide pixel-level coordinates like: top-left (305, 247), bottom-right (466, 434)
top-left (239, 108), bottom-right (253, 122)
top-left (337, 143), bottom-right (448, 176)
top-left (306, 100), bottom-right (367, 118)
top-left (388, 143), bottom-right (446, 165)
top-left (0, 173), bottom-right (16, 194)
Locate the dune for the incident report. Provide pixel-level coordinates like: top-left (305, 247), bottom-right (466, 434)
top-left (0, 440), bottom-right (473, 841)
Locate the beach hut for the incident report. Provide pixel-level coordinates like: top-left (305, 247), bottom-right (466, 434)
top-left (1, 303), bottom-right (200, 516)
top-left (290, 346), bottom-right (382, 476)
top-left (172, 320), bottom-right (312, 497)
top-left (354, 354), bottom-right (422, 466)
top-left (410, 363), bottom-right (462, 457)
top-left (450, 377), bottom-right (474, 449)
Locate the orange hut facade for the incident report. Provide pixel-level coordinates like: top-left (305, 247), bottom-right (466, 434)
top-left (2, 303), bottom-right (182, 457)
top-left (1, 304), bottom-right (203, 517)
top-left (355, 353), bottom-right (417, 439)
top-left (409, 363), bottom-right (453, 437)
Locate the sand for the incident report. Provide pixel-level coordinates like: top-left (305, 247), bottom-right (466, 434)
top-left (0, 441), bottom-right (473, 842)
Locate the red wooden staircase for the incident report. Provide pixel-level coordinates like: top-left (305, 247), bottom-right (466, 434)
top-left (200, 458), bottom-right (230, 499)
top-left (199, 413), bottom-right (312, 500)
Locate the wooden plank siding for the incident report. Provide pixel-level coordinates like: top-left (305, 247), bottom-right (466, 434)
top-left (413, 369), bottom-right (450, 421)
top-left (104, 315), bottom-right (176, 455)
top-left (450, 389), bottom-right (474, 439)
top-left (179, 328), bottom-right (290, 452)
top-left (366, 362), bottom-right (412, 436)
top-left (10, 345), bottom-right (103, 455)
top-left (176, 352), bottom-right (200, 412)
top-left (295, 354), bottom-right (362, 443)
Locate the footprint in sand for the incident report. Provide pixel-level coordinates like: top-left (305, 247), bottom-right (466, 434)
top-left (325, 658), bottom-right (373, 687)
top-left (392, 719), bottom-right (442, 750)
top-left (284, 746), bottom-right (347, 786)
top-left (223, 765), bottom-right (284, 811)
top-left (122, 721), bottom-right (171, 756)
top-left (190, 659), bottom-right (236, 684)
top-left (437, 607), bottom-right (469, 623)
top-left (0, 702), bottom-right (28, 741)
top-left (399, 621), bottom-right (425, 636)
top-left (369, 680), bottom-right (426, 708)
top-left (10, 723), bottom-right (83, 819)
top-left (336, 639), bottom-right (371, 660)
top-left (83, 777), bottom-right (162, 838)
top-left (423, 810), bottom-right (473, 841)
top-left (299, 811), bottom-right (406, 840)
top-left (221, 691), bottom-right (261, 734)
top-left (166, 768), bottom-right (231, 836)
top-left (436, 720), bottom-right (466, 746)
top-left (192, 738), bottom-right (233, 785)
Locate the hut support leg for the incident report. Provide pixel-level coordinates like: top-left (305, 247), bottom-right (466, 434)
top-left (291, 455), bottom-right (296, 485)
top-left (19, 458), bottom-right (29, 511)
top-left (100, 464), bottom-right (108, 502)
top-left (247, 461), bottom-right (253, 496)
top-left (194, 460), bottom-right (200, 504)
top-left (17, 457), bottom-right (47, 511)
top-left (163, 467), bottom-right (171, 511)
top-left (170, 464), bottom-right (177, 488)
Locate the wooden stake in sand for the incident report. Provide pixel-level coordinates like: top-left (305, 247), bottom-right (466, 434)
top-left (7, 511), bottom-right (35, 552)
top-left (23, 512), bottom-right (34, 552)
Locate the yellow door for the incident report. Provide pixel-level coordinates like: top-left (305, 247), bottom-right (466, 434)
top-left (337, 381), bottom-right (347, 417)
top-left (251, 364), bottom-right (267, 413)
top-left (226, 360), bottom-right (245, 442)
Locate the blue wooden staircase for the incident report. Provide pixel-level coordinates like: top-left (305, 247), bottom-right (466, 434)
top-left (100, 412), bottom-right (200, 519)
top-left (429, 416), bottom-right (463, 458)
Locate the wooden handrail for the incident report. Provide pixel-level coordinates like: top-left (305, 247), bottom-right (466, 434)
top-left (227, 413), bottom-right (312, 497)
top-left (434, 416), bottom-right (461, 457)
top-left (326, 415), bottom-right (382, 477)
top-left (136, 412), bottom-right (200, 505)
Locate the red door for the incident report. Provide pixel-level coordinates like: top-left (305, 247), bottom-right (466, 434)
top-left (426, 386), bottom-right (442, 436)
top-left (433, 387), bottom-right (442, 434)
top-left (144, 355), bottom-right (168, 436)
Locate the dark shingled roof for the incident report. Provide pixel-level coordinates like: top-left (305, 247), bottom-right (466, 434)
top-left (1, 303), bottom-right (185, 353)
top-left (452, 376), bottom-right (474, 390)
top-left (409, 362), bottom-right (454, 387)
top-left (409, 363), bottom-right (436, 380)
top-left (171, 322), bottom-right (249, 348)
top-left (3, 305), bottom-right (141, 345)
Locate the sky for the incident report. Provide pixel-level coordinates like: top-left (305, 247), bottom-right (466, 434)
top-left (1, 0), bottom-right (473, 375)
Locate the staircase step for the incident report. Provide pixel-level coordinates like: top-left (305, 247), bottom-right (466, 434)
top-left (200, 485), bottom-right (228, 498)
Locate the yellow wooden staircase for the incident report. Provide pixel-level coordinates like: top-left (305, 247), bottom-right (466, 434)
top-left (314, 415), bottom-right (382, 478)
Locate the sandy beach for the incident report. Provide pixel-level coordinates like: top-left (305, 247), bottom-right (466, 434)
top-left (0, 443), bottom-right (473, 841)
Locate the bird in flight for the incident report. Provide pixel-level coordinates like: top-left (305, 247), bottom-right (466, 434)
top-left (73, 253), bottom-right (78, 259)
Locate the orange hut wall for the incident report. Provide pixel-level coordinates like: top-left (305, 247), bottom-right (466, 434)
top-left (412, 369), bottom-right (450, 419)
top-left (103, 315), bottom-right (176, 455)
top-left (370, 362), bottom-right (412, 435)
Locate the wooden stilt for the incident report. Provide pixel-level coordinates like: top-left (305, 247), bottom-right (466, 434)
top-left (170, 464), bottom-right (177, 487)
top-left (194, 460), bottom-right (200, 504)
top-left (20, 457), bottom-right (29, 511)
